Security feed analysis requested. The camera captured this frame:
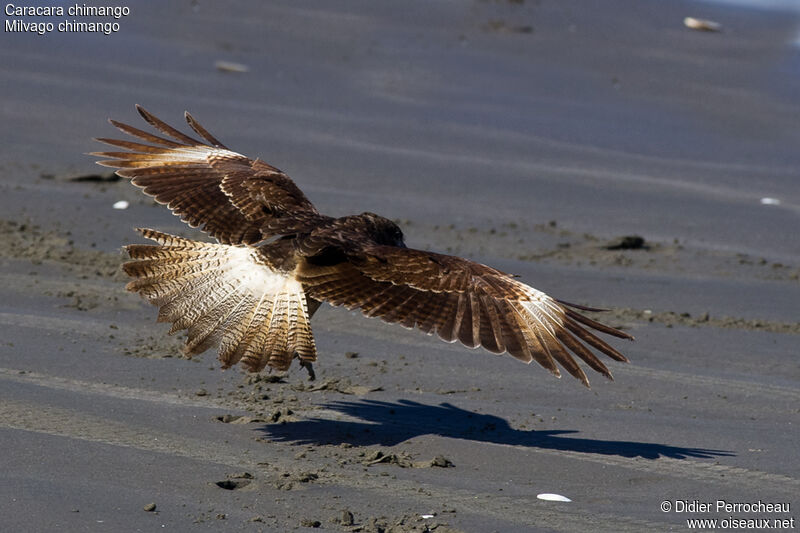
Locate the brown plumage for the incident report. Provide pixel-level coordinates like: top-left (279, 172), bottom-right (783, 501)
top-left (95, 105), bottom-right (634, 387)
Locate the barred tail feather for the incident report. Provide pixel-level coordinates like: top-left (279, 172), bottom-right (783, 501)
top-left (122, 228), bottom-right (316, 372)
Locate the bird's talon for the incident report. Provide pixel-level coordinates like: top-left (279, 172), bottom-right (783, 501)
top-left (300, 360), bottom-right (316, 381)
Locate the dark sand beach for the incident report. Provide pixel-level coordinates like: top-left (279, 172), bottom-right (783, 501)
top-left (1, 1), bottom-right (798, 531)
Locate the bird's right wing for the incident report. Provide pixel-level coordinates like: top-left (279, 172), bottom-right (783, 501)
top-left (297, 244), bottom-right (632, 387)
top-left (93, 105), bottom-right (326, 244)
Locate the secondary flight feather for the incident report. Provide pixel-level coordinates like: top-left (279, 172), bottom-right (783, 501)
top-left (94, 105), bottom-right (633, 387)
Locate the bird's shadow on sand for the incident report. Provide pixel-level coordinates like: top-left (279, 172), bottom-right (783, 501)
top-left (258, 399), bottom-right (732, 460)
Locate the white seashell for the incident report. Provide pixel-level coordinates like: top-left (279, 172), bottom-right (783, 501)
top-left (760, 197), bottom-right (780, 205)
top-left (112, 200), bottom-right (129, 210)
top-left (684, 17), bottom-right (722, 32)
top-left (420, 514), bottom-right (435, 519)
top-left (537, 493), bottom-right (572, 502)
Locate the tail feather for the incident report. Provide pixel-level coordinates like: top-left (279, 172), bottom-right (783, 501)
top-left (183, 287), bottom-right (251, 356)
top-left (219, 293), bottom-right (264, 368)
top-left (233, 299), bottom-right (273, 370)
top-left (123, 228), bottom-right (317, 372)
top-left (263, 297), bottom-right (292, 370)
top-left (240, 288), bottom-right (314, 372)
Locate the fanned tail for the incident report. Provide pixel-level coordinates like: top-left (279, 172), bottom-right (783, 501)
top-left (123, 228), bottom-right (316, 372)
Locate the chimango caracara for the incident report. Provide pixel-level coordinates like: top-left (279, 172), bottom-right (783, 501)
top-left (93, 106), bottom-right (633, 387)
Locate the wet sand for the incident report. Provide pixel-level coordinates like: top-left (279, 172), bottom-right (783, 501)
top-left (1, 1), bottom-right (798, 531)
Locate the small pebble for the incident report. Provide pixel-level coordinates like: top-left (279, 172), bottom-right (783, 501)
top-left (143, 503), bottom-right (157, 512)
top-left (112, 200), bottom-right (129, 210)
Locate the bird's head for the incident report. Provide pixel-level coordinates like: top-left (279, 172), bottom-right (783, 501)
top-left (359, 212), bottom-right (406, 248)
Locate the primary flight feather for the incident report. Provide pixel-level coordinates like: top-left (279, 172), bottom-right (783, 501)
top-left (94, 106), bottom-right (633, 387)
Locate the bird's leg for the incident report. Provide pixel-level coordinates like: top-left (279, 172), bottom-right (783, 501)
top-left (299, 360), bottom-right (316, 381)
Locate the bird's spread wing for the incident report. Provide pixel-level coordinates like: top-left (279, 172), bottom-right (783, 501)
top-left (297, 244), bottom-right (632, 387)
top-left (93, 105), bottom-right (324, 244)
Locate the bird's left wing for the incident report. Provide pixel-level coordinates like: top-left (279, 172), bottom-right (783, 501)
top-left (296, 244), bottom-right (632, 387)
top-left (93, 105), bottom-right (325, 244)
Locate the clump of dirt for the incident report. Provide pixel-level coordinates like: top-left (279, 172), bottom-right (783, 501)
top-left (271, 468), bottom-right (321, 491)
top-left (268, 407), bottom-right (298, 424)
top-left (213, 414), bottom-right (266, 424)
top-left (604, 235), bottom-right (647, 250)
top-left (362, 450), bottom-right (455, 469)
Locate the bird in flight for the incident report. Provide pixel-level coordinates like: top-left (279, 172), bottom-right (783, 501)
top-left (93, 106), bottom-right (633, 387)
